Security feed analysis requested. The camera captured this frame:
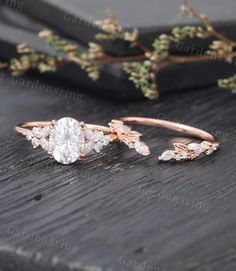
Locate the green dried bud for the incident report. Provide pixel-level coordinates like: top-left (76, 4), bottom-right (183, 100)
top-left (124, 29), bottom-right (139, 42)
top-left (95, 33), bottom-right (110, 41)
top-left (172, 26), bottom-right (209, 41)
top-left (86, 64), bottom-right (100, 81)
top-left (123, 61), bottom-right (159, 99)
top-left (218, 74), bottom-right (236, 93)
top-left (39, 29), bottom-right (53, 38)
top-left (17, 43), bottom-right (35, 54)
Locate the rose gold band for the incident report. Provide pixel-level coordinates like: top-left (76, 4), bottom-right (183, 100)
top-left (15, 117), bottom-right (220, 163)
top-left (121, 117), bottom-right (218, 144)
top-left (15, 121), bottom-right (111, 136)
top-left (120, 116), bottom-right (219, 161)
top-left (14, 118), bottom-right (151, 164)
top-left (15, 117), bottom-right (219, 147)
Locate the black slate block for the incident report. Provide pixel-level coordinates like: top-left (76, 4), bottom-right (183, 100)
top-left (1, 8), bottom-right (236, 101)
top-left (0, 71), bottom-right (236, 271)
top-left (15, 0), bottom-right (236, 55)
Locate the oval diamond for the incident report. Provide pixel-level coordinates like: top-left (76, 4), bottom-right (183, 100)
top-left (49, 117), bottom-right (85, 164)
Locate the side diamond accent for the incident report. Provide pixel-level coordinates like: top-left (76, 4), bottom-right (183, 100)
top-left (159, 141), bottom-right (219, 162)
top-left (159, 150), bottom-right (175, 161)
top-left (109, 120), bottom-right (150, 156)
top-left (82, 128), bottom-right (111, 155)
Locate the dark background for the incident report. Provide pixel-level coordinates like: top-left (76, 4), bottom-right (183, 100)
top-left (0, 1), bottom-right (236, 271)
top-left (1, 0), bottom-right (236, 99)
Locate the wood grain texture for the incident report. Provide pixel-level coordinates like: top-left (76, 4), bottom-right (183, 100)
top-left (0, 71), bottom-right (236, 271)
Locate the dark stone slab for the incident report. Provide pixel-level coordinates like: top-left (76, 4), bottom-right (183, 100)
top-left (0, 70), bottom-right (236, 271)
top-left (1, 7), bottom-right (236, 101)
top-left (11, 0), bottom-right (236, 55)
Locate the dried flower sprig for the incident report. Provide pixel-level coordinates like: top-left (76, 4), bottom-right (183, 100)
top-left (218, 75), bottom-right (236, 93)
top-left (95, 9), bottom-right (139, 46)
top-left (10, 43), bottom-right (64, 76)
top-left (124, 61), bottom-right (159, 99)
top-left (1, 0), bottom-right (236, 98)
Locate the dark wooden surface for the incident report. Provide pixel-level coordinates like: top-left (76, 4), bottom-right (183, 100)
top-left (0, 71), bottom-right (236, 271)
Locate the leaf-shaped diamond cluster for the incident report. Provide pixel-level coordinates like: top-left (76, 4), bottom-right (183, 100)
top-left (109, 120), bottom-right (150, 156)
top-left (159, 141), bottom-right (219, 161)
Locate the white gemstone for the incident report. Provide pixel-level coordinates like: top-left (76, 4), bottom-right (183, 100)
top-left (93, 142), bottom-right (104, 153)
top-left (32, 127), bottom-right (42, 137)
top-left (26, 131), bottom-right (32, 141)
top-left (160, 150), bottom-right (175, 161)
top-left (102, 136), bottom-right (110, 146)
top-left (93, 130), bottom-right (105, 142)
top-left (188, 143), bottom-right (205, 154)
top-left (175, 153), bottom-right (187, 161)
top-left (123, 139), bottom-right (134, 149)
top-left (42, 127), bottom-right (50, 137)
top-left (201, 141), bottom-right (212, 148)
top-left (201, 141), bottom-right (217, 155)
top-left (84, 129), bottom-right (94, 140)
top-left (175, 154), bottom-right (181, 161)
top-left (84, 128), bottom-right (110, 153)
top-left (115, 126), bottom-right (126, 134)
top-left (40, 138), bottom-right (49, 151)
top-left (134, 141), bottom-right (150, 156)
top-left (205, 147), bottom-right (215, 155)
top-left (32, 138), bottom-right (40, 148)
top-left (49, 117), bottom-right (85, 164)
top-left (85, 129), bottom-right (106, 142)
top-left (32, 127), bottom-right (50, 138)
top-left (81, 142), bottom-right (93, 155)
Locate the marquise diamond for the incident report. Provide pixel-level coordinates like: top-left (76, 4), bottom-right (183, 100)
top-left (83, 129), bottom-right (110, 154)
top-left (159, 150), bottom-right (175, 161)
top-left (188, 143), bottom-right (205, 154)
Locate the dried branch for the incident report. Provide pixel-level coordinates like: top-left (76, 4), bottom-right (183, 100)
top-left (1, 1), bottom-right (236, 98)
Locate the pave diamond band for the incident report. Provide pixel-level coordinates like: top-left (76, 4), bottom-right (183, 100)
top-left (15, 117), bottom-right (150, 164)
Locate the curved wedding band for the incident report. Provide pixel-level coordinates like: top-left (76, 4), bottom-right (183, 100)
top-left (121, 117), bottom-right (219, 161)
top-left (15, 116), bottom-right (219, 164)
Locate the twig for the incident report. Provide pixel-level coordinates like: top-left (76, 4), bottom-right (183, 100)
top-left (183, 0), bottom-right (236, 47)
